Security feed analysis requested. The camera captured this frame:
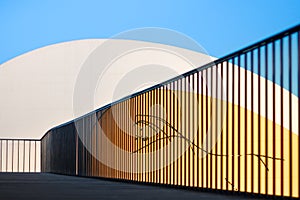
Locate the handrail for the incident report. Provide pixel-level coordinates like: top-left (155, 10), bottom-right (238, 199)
top-left (0, 138), bottom-right (40, 141)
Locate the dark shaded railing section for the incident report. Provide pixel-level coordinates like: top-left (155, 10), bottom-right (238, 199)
top-left (41, 24), bottom-right (300, 198)
top-left (41, 124), bottom-right (77, 174)
top-left (0, 139), bottom-right (40, 172)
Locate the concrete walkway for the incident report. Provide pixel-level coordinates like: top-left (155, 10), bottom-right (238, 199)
top-left (0, 173), bottom-right (261, 200)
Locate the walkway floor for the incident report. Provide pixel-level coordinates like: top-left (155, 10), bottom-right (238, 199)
top-left (0, 173), bottom-right (262, 200)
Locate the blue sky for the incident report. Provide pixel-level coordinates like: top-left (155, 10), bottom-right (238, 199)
top-left (0, 0), bottom-right (299, 64)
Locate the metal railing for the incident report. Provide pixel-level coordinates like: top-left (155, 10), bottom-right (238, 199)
top-left (38, 24), bottom-right (300, 198)
top-left (0, 139), bottom-right (40, 172)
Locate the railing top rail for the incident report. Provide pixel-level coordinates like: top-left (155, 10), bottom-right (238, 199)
top-left (41, 23), bottom-right (300, 140)
top-left (0, 138), bottom-right (40, 141)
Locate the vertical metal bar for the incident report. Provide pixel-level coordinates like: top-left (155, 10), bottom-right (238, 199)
top-left (148, 90), bottom-right (151, 184)
top-left (109, 108), bottom-right (111, 178)
top-left (115, 105), bottom-right (117, 179)
top-left (226, 61), bottom-right (229, 191)
top-left (131, 98), bottom-right (133, 181)
top-left (128, 101), bottom-right (130, 180)
top-left (0, 140), bottom-right (2, 172)
top-left (280, 38), bottom-right (284, 197)
top-left (124, 102), bottom-right (126, 179)
top-left (144, 90), bottom-right (149, 182)
top-left (162, 86), bottom-right (165, 184)
top-left (166, 85), bottom-right (169, 185)
top-left (251, 50), bottom-right (254, 194)
top-left (29, 141), bottom-right (31, 172)
top-left (298, 30), bottom-right (300, 199)
top-left (119, 103), bottom-right (121, 179)
top-left (135, 97), bottom-right (137, 181)
top-left (34, 141), bottom-right (37, 172)
top-left (155, 89), bottom-right (158, 183)
top-left (115, 102), bottom-right (120, 179)
top-left (168, 83), bottom-right (171, 185)
top-left (238, 55), bottom-right (241, 192)
top-left (76, 123), bottom-right (79, 175)
top-left (161, 87), bottom-right (165, 183)
top-left (114, 103), bottom-right (119, 178)
top-left (180, 81), bottom-right (183, 186)
top-left (89, 115), bottom-right (92, 177)
top-left (172, 81), bottom-right (176, 185)
top-left (167, 85), bottom-right (169, 185)
top-left (160, 88), bottom-right (163, 184)
top-left (94, 113), bottom-right (97, 177)
top-left (131, 101), bottom-right (133, 180)
top-left (101, 111), bottom-right (103, 177)
top-left (149, 90), bottom-right (156, 182)
top-left (180, 79), bottom-right (183, 186)
top-left (115, 106), bottom-right (118, 179)
top-left (82, 118), bottom-right (85, 176)
top-left (79, 120), bottom-right (82, 176)
top-left (86, 116), bottom-right (89, 176)
top-left (215, 65), bottom-right (218, 190)
top-left (245, 53), bottom-right (248, 192)
top-left (123, 102), bottom-right (126, 180)
top-left (232, 58), bottom-right (235, 192)
top-left (206, 69), bottom-right (209, 189)
top-left (12, 140), bottom-right (14, 172)
top-left (183, 80), bottom-right (186, 186)
top-left (265, 44), bottom-right (269, 195)
top-left (23, 140), bottom-right (25, 172)
top-left (141, 92), bottom-right (144, 182)
top-left (210, 67), bottom-right (213, 189)
top-left (107, 109), bottom-right (109, 178)
top-left (177, 80), bottom-right (179, 186)
top-left (165, 84), bottom-right (172, 184)
top-left (272, 41), bottom-right (276, 196)
top-left (129, 100), bottom-right (131, 180)
top-left (197, 72), bottom-right (200, 188)
top-left (258, 47), bottom-right (261, 194)
top-left (116, 105), bottom-right (118, 179)
top-left (191, 73), bottom-right (198, 187)
top-left (103, 110), bottom-right (105, 177)
top-left (138, 95), bottom-right (141, 181)
top-left (118, 103), bottom-right (123, 178)
top-left (89, 115), bottom-right (91, 177)
top-left (136, 96), bottom-right (139, 181)
top-left (145, 92), bottom-right (147, 183)
top-left (109, 107), bottom-right (111, 178)
top-left (6, 140), bottom-right (8, 172)
top-left (188, 76), bottom-right (191, 187)
top-left (288, 34), bottom-right (292, 197)
top-left (220, 63), bottom-right (223, 190)
top-left (138, 94), bottom-right (140, 182)
top-left (192, 74), bottom-right (195, 188)
top-left (201, 71), bottom-right (204, 188)
top-left (143, 94), bottom-right (145, 182)
top-left (17, 140), bottom-right (19, 172)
